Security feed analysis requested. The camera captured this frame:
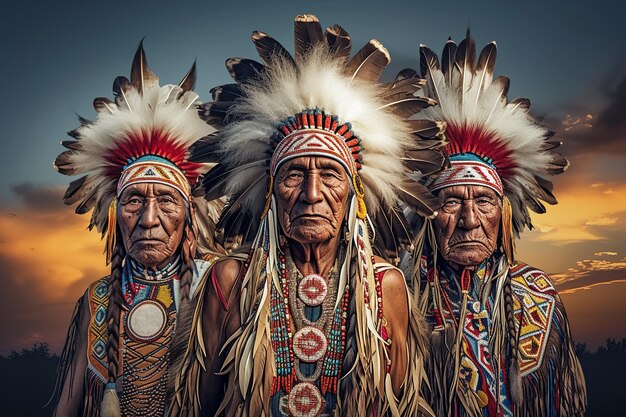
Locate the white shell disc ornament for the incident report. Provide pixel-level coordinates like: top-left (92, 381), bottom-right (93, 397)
top-left (298, 274), bottom-right (328, 306)
top-left (126, 300), bottom-right (167, 342)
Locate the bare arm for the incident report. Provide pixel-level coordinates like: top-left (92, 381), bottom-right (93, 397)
top-left (53, 292), bottom-right (90, 417)
top-left (198, 259), bottom-right (242, 416)
top-left (378, 262), bottom-right (410, 395)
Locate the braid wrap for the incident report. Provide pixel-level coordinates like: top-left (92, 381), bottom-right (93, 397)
top-left (105, 240), bottom-right (125, 386)
top-left (503, 272), bottom-right (523, 404)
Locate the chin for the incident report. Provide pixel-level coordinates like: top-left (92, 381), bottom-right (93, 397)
top-left (447, 248), bottom-right (492, 267)
top-left (129, 246), bottom-right (170, 267)
top-left (289, 226), bottom-right (333, 244)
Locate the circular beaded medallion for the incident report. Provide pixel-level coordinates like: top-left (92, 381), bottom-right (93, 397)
top-left (126, 300), bottom-right (167, 342)
top-left (298, 274), bottom-right (328, 306)
top-left (293, 326), bottom-right (328, 362)
top-left (288, 382), bottom-right (324, 417)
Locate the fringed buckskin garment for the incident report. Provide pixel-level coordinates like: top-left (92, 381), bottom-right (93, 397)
top-left (404, 30), bottom-right (587, 416)
top-left (418, 253), bottom-right (585, 416)
top-left (55, 258), bottom-right (217, 416)
top-left (51, 42), bottom-right (223, 417)
top-left (169, 14), bottom-right (447, 417)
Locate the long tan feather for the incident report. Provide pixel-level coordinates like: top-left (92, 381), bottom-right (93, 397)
top-left (346, 40), bottom-right (390, 83)
top-left (178, 61), bottom-right (197, 92)
top-left (294, 14), bottom-right (324, 60)
top-left (251, 31), bottom-right (295, 67)
top-left (326, 24), bottom-right (351, 60)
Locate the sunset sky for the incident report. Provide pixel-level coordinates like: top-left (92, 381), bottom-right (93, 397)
top-left (1, 0), bottom-right (625, 355)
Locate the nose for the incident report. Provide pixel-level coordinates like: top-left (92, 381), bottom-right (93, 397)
top-left (138, 198), bottom-right (160, 228)
top-left (458, 200), bottom-right (480, 229)
top-left (299, 173), bottom-right (323, 204)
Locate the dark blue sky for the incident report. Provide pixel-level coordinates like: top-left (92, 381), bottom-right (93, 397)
top-left (0, 0), bottom-right (624, 200)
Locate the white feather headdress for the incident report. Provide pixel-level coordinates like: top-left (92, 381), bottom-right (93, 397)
top-left (55, 43), bottom-right (216, 240)
top-left (416, 32), bottom-right (568, 234)
top-left (193, 15), bottom-right (446, 255)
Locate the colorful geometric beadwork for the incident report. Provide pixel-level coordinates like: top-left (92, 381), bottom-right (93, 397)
top-left (287, 382), bottom-right (324, 417)
top-left (87, 278), bottom-right (111, 381)
top-left (298, 274), bottom-right (328, 306)
top-left (510, 263), bottom-right (557, 376)
top-left (293, 327), bottom-right (328, 362)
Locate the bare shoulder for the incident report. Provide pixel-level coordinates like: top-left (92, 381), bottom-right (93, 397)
top-left (372, 255), bottom-right (407, 301)
top-left (204, 258), bottom-right (243, 307)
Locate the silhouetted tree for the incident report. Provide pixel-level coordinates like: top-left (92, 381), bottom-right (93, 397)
top-left (6, 342), bottom-right (56, 360)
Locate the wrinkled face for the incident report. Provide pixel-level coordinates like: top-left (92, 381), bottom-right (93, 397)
top-left (435, 185), bottom-right (502, 269)
top-left (118, 183), bottom-right (187, 269)
top-left (274, 156), bottom-right (351, 244)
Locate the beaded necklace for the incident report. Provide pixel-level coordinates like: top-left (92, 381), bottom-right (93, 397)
top-left (269, 251), bottom-right (350, 416)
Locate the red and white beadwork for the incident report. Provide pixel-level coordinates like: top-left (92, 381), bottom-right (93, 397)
top-left (298, 274), bottom-right (328, 306)
top-left (287, 382), bottom-right (324, 417)
top-left (293, 326), bottom-right (328, 362)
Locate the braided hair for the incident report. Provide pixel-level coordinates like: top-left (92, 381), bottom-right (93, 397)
top-left (104, 235), bottom-right (125, 391)
top-left (503, 271), bottom-right (523, 403)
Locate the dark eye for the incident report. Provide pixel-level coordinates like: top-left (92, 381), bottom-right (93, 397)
top-left (128, 197), bottom-right (143, 205)
top-left (158, 195), bottom-right (176, 205)
top-left (476, 198), bottom-right (493, 206)
top-left (444, 199), bottom-right (461, 207)
top-left (283, 171), bottom-right (304, 186)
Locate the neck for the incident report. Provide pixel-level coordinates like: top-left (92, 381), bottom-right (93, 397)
top-left (128, 254), bottom-right (182, 280)
top-left (288, 236), bottom-right (341, 277)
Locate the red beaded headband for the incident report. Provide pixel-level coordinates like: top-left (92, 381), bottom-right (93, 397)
top-left (270, 108), bottom-right (362, 176)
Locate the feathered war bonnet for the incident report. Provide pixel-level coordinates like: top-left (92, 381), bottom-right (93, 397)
top-left (193, 14), bottom-right (444, 417)
top-left (415, 31), bottom-right (569, 261)
top-left (54, 42), bottom-right (218, 262)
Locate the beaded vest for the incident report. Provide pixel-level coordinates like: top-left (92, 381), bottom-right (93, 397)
top-left (83, 257), bottom-right (216, 416)
top-left (118, 257), bottom-right (179, 416)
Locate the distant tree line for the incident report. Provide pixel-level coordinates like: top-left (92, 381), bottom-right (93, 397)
top-left (0, 340), bottom-right (624, 416)
top-left (2, 342), bottom-right (58, 361)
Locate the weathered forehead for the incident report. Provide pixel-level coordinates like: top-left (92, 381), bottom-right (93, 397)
top-left (276, 156), bottom-right (348, 174)
top-left (119, 182), bottom-right (184, 198)
top-left (438, 184), bottom-right (500, 199)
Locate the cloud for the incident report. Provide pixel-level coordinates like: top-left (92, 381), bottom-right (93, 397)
top-left (0, 190), bottom-right (107, 354)
top-left (11, 183), bottom-right (67, 211)
top-left (594, 251), bottom-right (618, 256)
top-left (524, 182), bottom-right (626, 244)
top-left (560, 279), bottom-right (626, 295)
top-left (551, 255), bottom-right (626, 293)
top-left (558, 75), bottom-right (626, 158)
top-left (585, 216), bottom-right (618, 226)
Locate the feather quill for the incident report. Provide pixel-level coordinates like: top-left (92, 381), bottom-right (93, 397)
top-left (419, 45), bottom-right (442, 103)
top-left (441, 38), bottom-right (457, 87)
top-left (226, 58), bottom-right (265, 84)
top-left (251, 31), bottom-right (294, 67)
top-left (379, 97), bottom-right (437, 118)
top-left (178, 61), bottom-right (197, 92)
top-left (294, 14), bottom-right (324, 60)
top-left (210, 84), bottom-right (243, 102)
top-left (326, 24), bottom-right (351, 60)
top-left (346, 40), bottom-right (390, 83)
top-left (395, 180), bottom-right (441, 218)
top-left (454, 29), bottom-right (476, 97)
top-left (130, 40), bottom-right (157, 94)
top-left (403, 149), bottom-right (448, 176)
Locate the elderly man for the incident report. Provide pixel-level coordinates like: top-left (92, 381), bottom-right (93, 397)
top-left (52, 44), bottom-right (219, 417)
top-left (168, 15), bottom-right (445, 417)
top-left (408, 33), bottom-right (587, 416)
